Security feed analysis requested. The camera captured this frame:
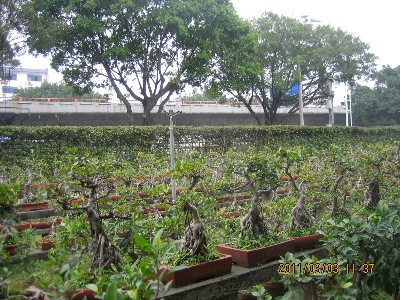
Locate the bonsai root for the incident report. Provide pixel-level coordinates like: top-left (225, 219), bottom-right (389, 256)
top-left (364, 181), bottom-right (379, 210)
top-left (181, 202), bottom-right (208, 257)
top-left (240, 206), bottom-right (265, 239)
top-left (291, 188), bottom-right (314, 229)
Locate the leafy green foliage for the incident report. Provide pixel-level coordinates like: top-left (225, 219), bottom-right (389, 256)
top-left (212, 12), bottom-right (376, 125)
top-left (0, 178), bottom-right (19, 218)
top-left (13, 82), bottom-right (106, 99)
top-left (321, 201), bottom-right (400, 298)
top-left (353, 65), bottom-right (400, 126)
top-left (23, 0), bottom-right (250, 124)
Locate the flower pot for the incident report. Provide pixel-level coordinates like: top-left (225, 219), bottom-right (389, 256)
top-left (69, 199), bottom-right (84, 205)
top-left (281, 176), bottom-right (289, 181)
top-left (221, 211), bottom-right (240, 218)
top-left (217, 239), bottom-right (295, 268)
top-left (31, 221), bottom-right (53, 229)
top-left (66, 288), bottom-right (97, 300)
top-left (13, 222), bottom-right (31, 231)
top-left (293, 233), bottom-right (324, 251)
top-left (138, 192), bottom-right (148, 198)
top-left (18, 201), bottom-right (49, 212)
top-left (262, 281), bottom-right (286, 297)
top-left (4, 244), bottom-right (17, 256)
top-left (36, 239), bottom-right (55, 251)
top-left (103, 194), bottom-right (121, 201)
top-left (162, 255), bottom-right (232, 287)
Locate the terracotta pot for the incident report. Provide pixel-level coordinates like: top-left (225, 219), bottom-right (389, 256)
top-left (221, 211), bottom-right (240, 218)
top-left (162, 255), bottom-right (232, 287)
top-left (281, 176), bottom-right (289, 181)
top-left (31, 221), bottom-right (53, 229)
top-left (262, 282), bottom-right (286, 297)
top-left (138, 192), bottom-right (148, 198)
top-left (276, 189), bottom-right (286, 195)
top-left (13, 223), bottom-right (31, 231)
top-left (217, 239), bottom-right (295, 268)
top-left (66, 289), bottom-right (97, 300)
top-left (293, 233), bottom-right (324, 251)
top-left (4, 244), bottom-right (17, 256)
top-left (104, 194), bottom-right (121, 201)
top-left (36, 239), bottom-right (55, 251)
top-left (18, 201), bottom-right (49, 212)
top-left (69, 199), bottom-right (84, 205)
top-left (355, 188), bottom-right (364, 193)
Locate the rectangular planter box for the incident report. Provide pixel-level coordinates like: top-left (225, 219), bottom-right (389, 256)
top-left (36, 240), bottom-right (55, 251)
top-left (293, 233), bottom-right (324, 251)
top-left (217, 239), bottom-right (295, 268)
top-left (18, 201), bottom-right (49, 211)
top-left (163, 255), bottom-right (232, 287)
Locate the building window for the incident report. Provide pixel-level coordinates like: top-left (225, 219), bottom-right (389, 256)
top-left (2, 86), bottom-right (17, 94)
top-left (27, 74), bottom-right (42, 81)
top-left (10, 73), bottom-right (17, 80)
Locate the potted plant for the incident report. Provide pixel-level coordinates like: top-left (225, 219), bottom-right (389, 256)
top-left (216, 149), bottom-right (295, 267)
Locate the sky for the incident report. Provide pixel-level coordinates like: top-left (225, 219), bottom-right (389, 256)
top-left (231, 0), bottom-right (400, 68)
top-left (20, 0), bottom-right (400, 104)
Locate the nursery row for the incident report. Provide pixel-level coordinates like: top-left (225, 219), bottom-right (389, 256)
top-left (1, 141), bottom-right (400, 299)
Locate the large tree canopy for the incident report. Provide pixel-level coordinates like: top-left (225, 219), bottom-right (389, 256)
top-left (23, 0), bottom-right (251, 125)
top-left (0, 0), bottom-right (25, 78)
top-left (353, 65), bottom-right (400, 126)
top-left (211, 12), bottom-right (377, 125)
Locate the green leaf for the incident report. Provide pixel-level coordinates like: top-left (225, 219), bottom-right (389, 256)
top-left (341, 282), bottom-right (353, 289)
top-left (85, 284), bottom-right (98, 294)
top-left (104, 282), bottom-right (118, 300)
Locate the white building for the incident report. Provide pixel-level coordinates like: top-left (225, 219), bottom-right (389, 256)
top-left (1, 67), bottom-right (48, 99)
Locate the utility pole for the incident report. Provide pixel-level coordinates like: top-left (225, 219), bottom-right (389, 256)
top-left (345, 84), bottom-right (353, 126)
top-left (327, 77), bottom-right (334, 126)
top-left (164, 109), bottom-right (182, 202)
top-left (298, 61), bottom-right (304, 126)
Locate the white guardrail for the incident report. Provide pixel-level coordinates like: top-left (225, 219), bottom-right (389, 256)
top-left (0, 98), bottom-right (346, 114)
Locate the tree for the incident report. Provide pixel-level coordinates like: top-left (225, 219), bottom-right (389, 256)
top-left (13, 81), bottom-right (106, 100)
top-left (23, 0), bottom-right (250, 125)
top-left (0, 0), bottom-right (25, 79)
top-left (353, 65), bottom-right (400, 126)
top-left (212, 12), bottom-right (376, 125)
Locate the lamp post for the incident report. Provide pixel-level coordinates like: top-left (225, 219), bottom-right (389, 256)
top-left (327, 77), bottom-right (334, 126)
top-left (164, 109), bottom-right (182, 202)
top-left (298, 61), bottom-right (304, 126)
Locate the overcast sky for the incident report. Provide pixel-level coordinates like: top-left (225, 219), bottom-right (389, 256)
top-left (231, 0), bottom-right (400, 68)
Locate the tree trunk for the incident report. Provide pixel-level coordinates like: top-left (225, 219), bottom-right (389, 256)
top-left (182, 202), bottom-right (207, 257)
top-left (87, 205), bottom-right (121, 270)
top-left (364, 181), bottom-right (379, 209)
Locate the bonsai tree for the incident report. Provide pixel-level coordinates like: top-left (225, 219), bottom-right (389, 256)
top-left (277, 147), bottom-right (314, 229)
top-left (224, 148), bottom-right (279, 239)
top-left (56, 148), bottom-right (132, 270)
top-left (357, 144), bottom-right (389, 210)
top-left (173, 152), bottom-right (208, 262)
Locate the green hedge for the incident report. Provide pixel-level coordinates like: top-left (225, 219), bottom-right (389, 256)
top-left (1, 125), bottom-right (399, 164)
top-left (1, 125), bottom-right (399, 180)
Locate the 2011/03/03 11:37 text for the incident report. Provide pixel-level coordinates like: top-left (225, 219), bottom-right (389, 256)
top-left (278, 263), bottom-right (375, 275)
